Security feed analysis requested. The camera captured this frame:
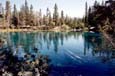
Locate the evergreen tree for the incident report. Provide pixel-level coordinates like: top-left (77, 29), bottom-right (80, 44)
top-left (29, 4), bottom-right (35, 26)
top-left (73, 18), bottom-right (78, 28)
top-left (49, 11), bottom-right (52, 26)
top-left (0, 3), bottom-right (2, 14)
top-left (43, 14), bottom-right (46, 25)
top-left (85, 2), bottom-right (88, 27)
top-left (53, 3), bottom-right (59, 26)
top-left (12, 4), bottom-right (18, 27)
top-left (24, 0), bottom-right (29, 25)
top-left (13, 4), bottom-right (17, 17)
top-left (30, 4), bottom-right (33, 15)
top-left (39, 9), bottom-right (42, 26)
top-left (25, 0), bottom-right (29, 15)
top-left (46, 8), bottom-right (50, 26)
top-left (5, 0), bottom-right (11, 27)
top-left (19, 5), bottom-right (26, 26)
top-left (101, 0), bottom-right (105, 6)
top-left (46, 8), bottom-right (50, 17)
top-left (65, 15), bottom-right (69, 25)
top-left (61, 10), bottom-right (64, 25)
top-left (94, 0), bottom-right (98, 6)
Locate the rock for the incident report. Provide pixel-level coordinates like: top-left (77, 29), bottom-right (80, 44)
top-left (23, 71), bottom-right (33, 76)
top-left (36, 73), bottom-right (40, 76)
top-left (18, 72), bottom-right (23, 76)
top-left (18, 71), bottom-right (33, 76)
top-left (2, 72), bottom-right (13, 76)
top-left (34, 68), bottom-right (40, 76)
top-left (35, 59), bottom-right (39, 65)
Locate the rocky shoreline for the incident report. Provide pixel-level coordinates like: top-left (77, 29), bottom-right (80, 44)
top-left (0, 39), bottom-right (50, 76)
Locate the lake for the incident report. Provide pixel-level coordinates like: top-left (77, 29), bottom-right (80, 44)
top-left (0, 32), bottom-right (115, 76)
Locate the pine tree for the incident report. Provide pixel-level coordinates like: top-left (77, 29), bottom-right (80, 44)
top-left (43, 14), bottom-right (46, 25)
top-left (46, 8), bottom-right (50, 17)
top-left (53, 3), bottom-right (59, 26)
top-left (30, 4), bottom-right (33, 15)
top-left (94, 0), bottom-right (98, 6)
top-left (49, 11), bottom-right (52, 26)
top-left (65, 15), bottom-right (69, 25)
top-left (13, 4), bottom-right (17, 17)
top-left (101, 0), bottom-right (105, 6)
top-left (29, 4), bottom-right (35, 26)
top-left (46, 8), bottom-right (50, 26)
top-left (25, 0), bottom-right (29, 14)
top-left (19, 5), bottom-right (26, 26)
top-left (85, 2), bottom-right (88, 27)
top-left (2, 6), bottom-right (4, 15)
top-left (2, 6), bottom-right (5, 28)
top-left (61, 10), bottom-right (64, 25)
top-left (5, 0), bottom-right (11, 27)
top-left (0, 3), bottom-right (2, 14)
top-left (39, 9), bottom-right (42, 26)
top-left (12, 4), bottom-right (18, 27)
top-left (24, 0), bottom-right (29, 25)
top-left (73, 18), bottom-right (78, 28)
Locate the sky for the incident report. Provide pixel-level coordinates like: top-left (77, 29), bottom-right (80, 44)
top-left (0, 0), bottom-right (106, 18)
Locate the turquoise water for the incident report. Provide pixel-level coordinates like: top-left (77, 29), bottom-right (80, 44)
top-left (1, 32), bottom-right (115, 76)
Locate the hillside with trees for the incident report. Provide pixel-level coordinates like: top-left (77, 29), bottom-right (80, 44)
top-left (85, 0), bottom-right (115, 48)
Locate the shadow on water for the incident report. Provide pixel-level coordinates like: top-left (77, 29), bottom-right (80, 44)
top-left (0, 32), bottom-right (115, 76)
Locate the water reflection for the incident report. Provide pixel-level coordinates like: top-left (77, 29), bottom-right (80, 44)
top-left (84, 32), bottom-right (114, 61)
top-left (0, 32), bottom-right (114, 61)
top-left (83, 32), bottom-right (115, 76)
top-left (84, 32), bottom-right (102, 55)
top-left (0, 32), bottom-right (115, 76)
top-left (8, 32), bottom-right (81, 53)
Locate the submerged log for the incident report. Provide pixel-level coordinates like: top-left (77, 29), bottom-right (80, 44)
top-left (99, 25), bottom-right (115, 48)
top-left (103, 32), bottom-right (115, 48)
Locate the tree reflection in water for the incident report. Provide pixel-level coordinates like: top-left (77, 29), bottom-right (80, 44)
top-left (84, 32), bottom-right (115, 76)
top-left (2, 32), bottom-right (114, 61)
top-left (9, 32), bottom-right (80, 53)
top-left (84, 32), bottom-right (114, 62)
top-left (0, 32), bottom-right (114, 76)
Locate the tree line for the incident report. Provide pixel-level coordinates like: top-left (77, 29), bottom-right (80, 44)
top-left (0, 0), bottom-right (84, 29)
top-left (85, 0), bottom-right (115, 32)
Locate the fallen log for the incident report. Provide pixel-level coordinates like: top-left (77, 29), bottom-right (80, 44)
top-left (102, 32), bottom-right (115, 48)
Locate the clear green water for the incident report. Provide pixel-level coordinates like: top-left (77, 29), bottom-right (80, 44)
top-left (0, 32), bottom-right (115, 76)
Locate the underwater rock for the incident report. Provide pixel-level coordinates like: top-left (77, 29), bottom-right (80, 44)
top-left (0, 46), bottom-right (50, 76)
